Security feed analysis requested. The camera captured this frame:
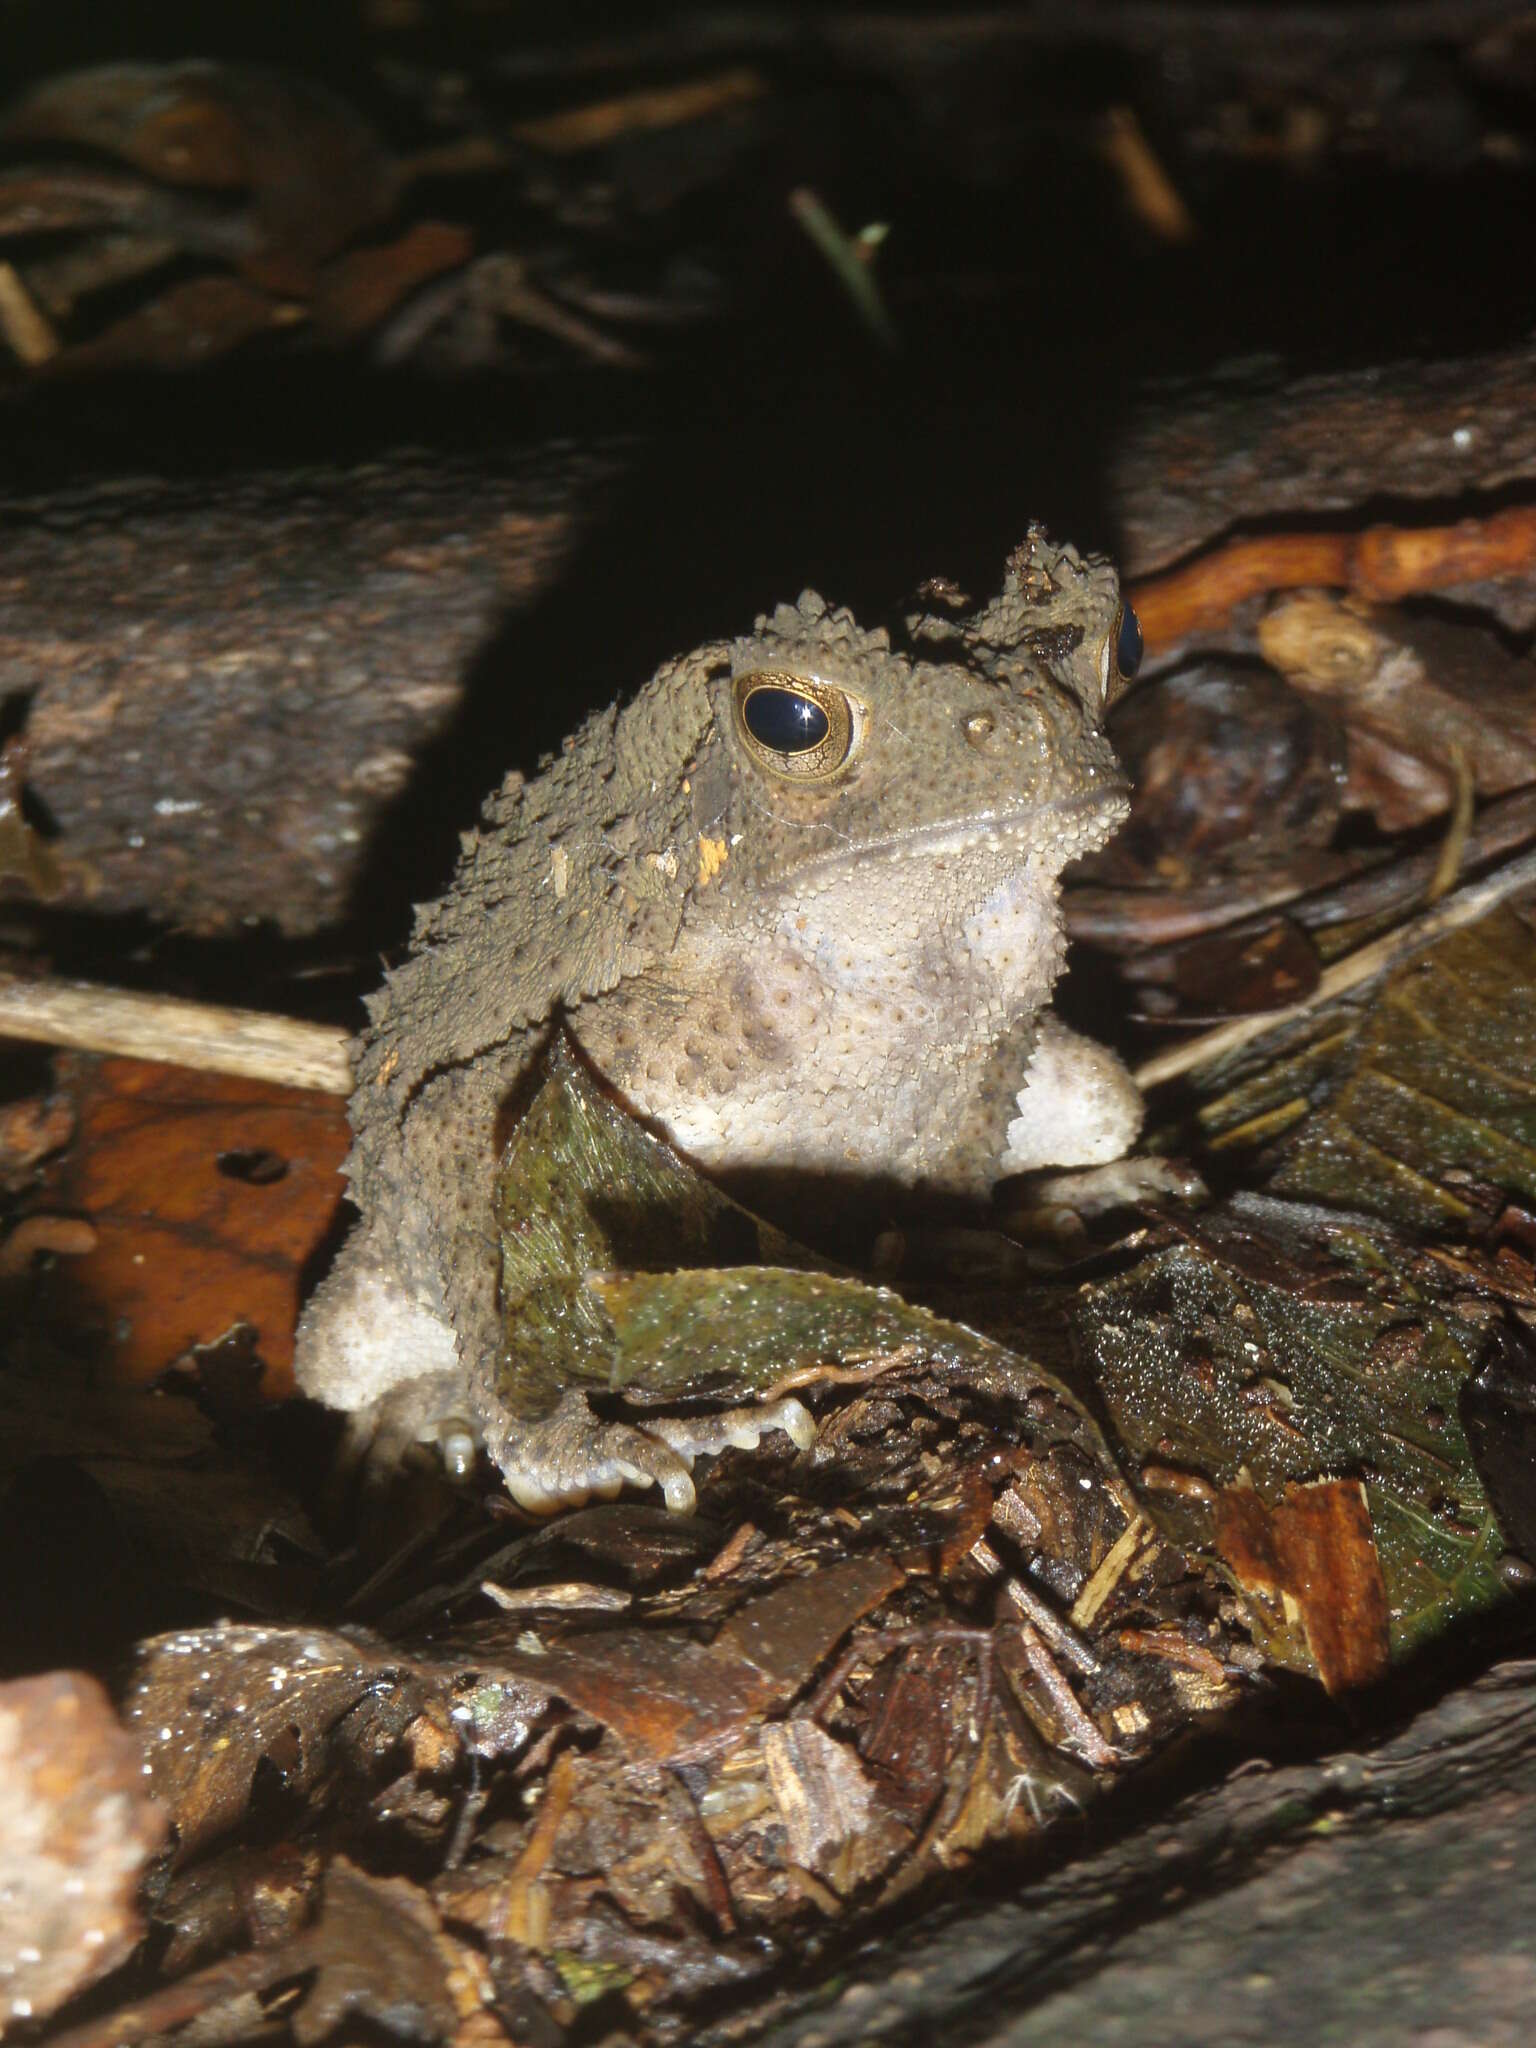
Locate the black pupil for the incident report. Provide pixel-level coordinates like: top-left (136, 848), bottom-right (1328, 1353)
top-left (1117, 604), bottom-right (1144, 678)
top-left (743, 686), bottom-right (830, 754)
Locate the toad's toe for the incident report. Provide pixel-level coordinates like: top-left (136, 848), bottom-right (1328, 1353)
top-left (485, 1390), bottom-right (815, 1516)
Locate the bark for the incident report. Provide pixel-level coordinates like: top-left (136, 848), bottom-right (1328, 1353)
top-left (1113, 338), bottom-right (1536, 574)
top-left (1, 443), bottom-right (616, 935)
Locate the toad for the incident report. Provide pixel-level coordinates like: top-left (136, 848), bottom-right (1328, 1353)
top-left (295, 529), bottom-right (1152, 1511)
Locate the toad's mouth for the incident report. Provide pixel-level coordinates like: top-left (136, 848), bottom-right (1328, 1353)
top-left (781, 784), bottom-right (1131, 882)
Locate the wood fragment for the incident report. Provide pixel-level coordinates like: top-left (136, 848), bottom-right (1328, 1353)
top-left (1130, 505), bottom-right (1536, 650)
top-left (510, 67), bottom-right (766, 151)
top-left (480, 1580), bottom-right (632, 1614)
top-left (1098, 106), bottom-right (1195, 242)
top-left (1114, 1629), bottom-right (1231, 1681)
top-left (503, 1746), bottom-right (577, 1936)
top-left (1017, 1624), bottom-right (1119, 1767)
top-left (0, 259), bottom-right (59, 364)
top-left (997, 1575), bottom-right (1101, 1676)
top-left (1069, 1516), bottom-right (1148, 1631)
top-left (0, 976), bottom-right (352, 1094)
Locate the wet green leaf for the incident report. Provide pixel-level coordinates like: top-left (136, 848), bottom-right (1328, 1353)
top-left (1074, 1198), bottom-right (1504, 1673)
top-left (1099, 900), bottom-right (1536, 1676)
top-left (493, 883), bottom-right (1536, 1695)
top-left (1200, 906), bottom-right (1536, 1229)
top-left (493, 1039), bottom-right (1107, 1449)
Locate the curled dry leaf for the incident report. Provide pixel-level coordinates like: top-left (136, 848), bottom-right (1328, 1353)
top-left (1259, 592), bottom-right (1536, 830)
top-left (2, 63), bottom-right (399, 293)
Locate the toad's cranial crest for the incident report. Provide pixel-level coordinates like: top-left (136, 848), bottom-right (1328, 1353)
top-left (294, 527), bottom-right (1150, 1514)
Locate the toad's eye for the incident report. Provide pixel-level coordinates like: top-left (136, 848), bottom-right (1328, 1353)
top-left (734, 671), bottom-right (857, 781)
top-left (1115, 603), bottom-right (1144, 682)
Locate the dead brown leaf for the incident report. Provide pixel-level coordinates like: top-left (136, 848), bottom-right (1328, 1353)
top-left (2, 63), bottom-right (399, 292)
top-left (57, 274), bottom-right (304, 372)
top-left (311, 220), bottom-right (474, 339)
top-left (476, 1552), bottom-right (903, 1767)
top-left (45, 1054), bottom-right (347, 1390)
top-left (292, 1859), bottom-right (462, 2046)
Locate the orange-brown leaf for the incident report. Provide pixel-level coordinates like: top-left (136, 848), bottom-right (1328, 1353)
top-left (1215, 1476), bottom-right (1390, 1694)
top-left (50, 1054), bottom-right (347, 1391)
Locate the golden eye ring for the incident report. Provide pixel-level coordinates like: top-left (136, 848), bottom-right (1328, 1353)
top-left (733, 670), bottom-right (857, 781)
top-left (1116, 602), bottom-right (1144, 677)
top-left (1102, 601), bottom-right (1144, 703)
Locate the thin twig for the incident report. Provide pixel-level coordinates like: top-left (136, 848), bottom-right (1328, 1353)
top-left (1129, 505), bottom-right (1536, 651)
top-left (0, 975), bottom-right (352, 1094)
top-left (508, 66), bottom-right (765, 151)
top-left (788, 188), bottom-right (897, 348)
top-left (1133, 842), bottom-right (1536, 1091)
top-left (0, 258), bottom-right (58, 365)
top-left (6, 840), bottom-right (1534, 1103)
top-left (1098, 106), bottom-right (1195, 242)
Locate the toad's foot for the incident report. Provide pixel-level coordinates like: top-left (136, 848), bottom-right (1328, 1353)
top-left (1028, 1154), bottom-right (1205, 1215)
top-left (483, 1388), bottom-right (816, 1516)
top-left (1008, 1153), bottom-right (1206, 1243)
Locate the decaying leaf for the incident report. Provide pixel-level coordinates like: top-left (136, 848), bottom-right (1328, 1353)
top-left (1072, 1195), bottom-right (1503, 1677)
top-left (1461, 1320), bottom-right (1536, 1562)
top-left (495, 1038), bottom-right (1114, 1428)
top-left (122, 1622), bottom-right (543, 1868)
top-left (1258, 593), bottom-right (1536, 830)
top-left (291, 1859), bottom-right (460, 2047)
top-left (1202, 903), bottom-right (1536, 1232)
top-left (1067, 892), bottom-right (1536, 1680)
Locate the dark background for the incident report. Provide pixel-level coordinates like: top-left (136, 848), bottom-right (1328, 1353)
top-left (7, 0), bottom-right (1536, 964)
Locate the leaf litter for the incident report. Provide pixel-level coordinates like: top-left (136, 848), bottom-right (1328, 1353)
top-left (8, 885), bottom-right (1536, 2041)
